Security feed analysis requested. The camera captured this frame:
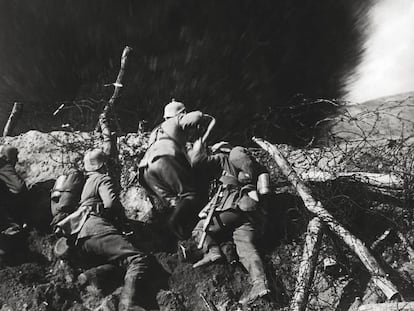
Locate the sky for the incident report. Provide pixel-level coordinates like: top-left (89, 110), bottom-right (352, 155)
top-left (345, 0), bottom-right (414, 103)
top-left (1, 0), bottom-right (412, 144)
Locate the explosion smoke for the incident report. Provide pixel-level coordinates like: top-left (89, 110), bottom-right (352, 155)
top-left (346, 0), bottom-right (414, 103)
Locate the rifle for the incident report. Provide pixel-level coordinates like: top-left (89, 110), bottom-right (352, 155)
top-left (197, 184), bottom-right (223, 249)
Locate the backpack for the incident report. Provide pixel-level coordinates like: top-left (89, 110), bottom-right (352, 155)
top-left (50, 169), bottom-right (85, 227)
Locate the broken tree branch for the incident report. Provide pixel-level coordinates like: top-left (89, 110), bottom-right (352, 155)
top-left (253, 137), bottom-right (400, 301)
top-left (96, 45), bottom-right (132, 134)
top-left (99, 46), bottom-right (132, 189)
top-left (3, 102), bottom-right (23, 137)
top-left (301, 171), bottom-right (404, 189)
top-left (290, 217), bottom-right (323, 311)
top-left (358, 302), bottom-right (414, 311)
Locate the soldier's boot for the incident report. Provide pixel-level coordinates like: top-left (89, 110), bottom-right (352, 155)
top-left (239, 280), bottom-right (270, 304)
top-left (192, 245), bottom-right (222, 268)
top-left (77, 263), bottom-right (118, 289)
top-left (239, 258), bottom-right (270, 304)
top-left (118, 275), bottom-right (147, 311)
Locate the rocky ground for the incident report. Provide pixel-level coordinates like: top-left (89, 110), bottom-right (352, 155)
top-left (1, 129), bottom-right (414, 311)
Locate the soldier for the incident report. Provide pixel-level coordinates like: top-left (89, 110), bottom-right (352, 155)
top-left (56, 149), bottom-right (149, 311)
top-left (191, 144), bottom-right (271, 304)
top-left (138, 99), bottom-right (215, 240)
top-left (0, 145), bottom-right (28, 264)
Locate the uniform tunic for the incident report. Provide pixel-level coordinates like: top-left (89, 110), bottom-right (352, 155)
top-left (139, 110), bottom-right (212, 239)
top-left (75, 171), bottom-right (148, 282)
top-left (193, 147), bottom-right (269, 285)
top-left (0, 160), bottom-right (27, 229)
top-left (77, 172), bottom-right (120, 239)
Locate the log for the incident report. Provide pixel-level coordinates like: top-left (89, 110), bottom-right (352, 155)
top-left (253, 137), bottom-right (400, 300)
top-left (3, 102), bottom-right (23, 137)
top-left (290, 217), bottom-right (323, 311)
top-left (301, 171), bottom-right (403, 189)
top-left (358, 302), bottom-right (414, 311)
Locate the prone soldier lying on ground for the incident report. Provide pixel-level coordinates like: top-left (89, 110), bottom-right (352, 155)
top-left (53, 149), bottom-right (150, 311)
top-left (0, 145), bottom-right (28, 266)
top-left (190, 141), bottom-right (272, 304)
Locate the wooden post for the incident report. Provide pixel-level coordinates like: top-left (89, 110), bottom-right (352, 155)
top-left (99, 46), bottom-right (132, 188)
top-left (290, 217), bottom-right (323, 311)
top-left (253, 137), bottom-right (400, 300)
top-left (96, 45), bottom-right (132, 134)
top-left (3, 102), bottom-right (23, 137)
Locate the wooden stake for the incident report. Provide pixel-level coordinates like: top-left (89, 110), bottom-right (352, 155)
top-left (290, 217), bottom-right (323, 311)
top-left (96, 46), bottom-right (132, 134)
top-left (3, 102), bottom-right (23, 137)
top-left (99, 46), bottom-right (132, 188)
top-left (253, 137), bottom-right (400, 300)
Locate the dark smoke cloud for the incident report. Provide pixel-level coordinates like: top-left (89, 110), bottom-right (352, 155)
top-left (0, 0), bottom-right (372, 145)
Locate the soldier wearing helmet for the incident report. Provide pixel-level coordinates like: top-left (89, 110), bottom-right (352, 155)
top-left (56, 149), bottom-right (150, 310)
top-left (163, 99), bottom-right (186, 120)
top-left (138, 99), bottom-right (216, 240)
top-left (191, 145), bottom-right (271, 305)
top-left (0, 145), bottom-right (28, 265)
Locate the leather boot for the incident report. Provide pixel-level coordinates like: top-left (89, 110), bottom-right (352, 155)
top-left (239, 280), bottom-right (270, 304)
top-left (192, 246), bottom-right (222, 268)
top-left (77, 263), bottom-right (119, 289)
top-left (118, 276), bottom-right (147, 311)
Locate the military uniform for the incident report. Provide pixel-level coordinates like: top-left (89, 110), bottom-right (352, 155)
top-left (192, 146), bottom-right (270, 304)
top-left (139, 110), bottom-right (213, 239)
top-left (0, 146), bottom-right (27, 264)
top-left (0, 158), bottom-right (27, 230)
top-left (58, 149), bottom-right (149, 311)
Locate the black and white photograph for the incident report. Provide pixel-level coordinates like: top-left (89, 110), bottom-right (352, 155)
top-left (1, 1), bottom-right (414, 310)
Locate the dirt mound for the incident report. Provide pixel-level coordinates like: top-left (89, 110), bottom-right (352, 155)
top-left (1, 130), bottom-right (414, 310)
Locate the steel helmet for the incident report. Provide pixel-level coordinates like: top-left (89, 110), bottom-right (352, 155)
top-left (0, 145), bottom-right (18, 165)
top-left (83, 149), bottom-right (106, 172)
top-left (163, 99), bottom-right (186, 119)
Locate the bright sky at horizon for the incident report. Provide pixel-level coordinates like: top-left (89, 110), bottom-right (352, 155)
top-left (345, 0), bottom-right (414, 103)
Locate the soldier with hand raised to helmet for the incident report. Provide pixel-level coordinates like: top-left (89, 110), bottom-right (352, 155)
top-left (138, 99), bottom-right (216, 241)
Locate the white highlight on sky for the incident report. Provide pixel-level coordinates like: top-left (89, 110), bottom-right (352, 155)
top-left (345, 0), bottom-right (414, 103)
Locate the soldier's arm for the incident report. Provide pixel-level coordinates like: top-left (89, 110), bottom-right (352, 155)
top-left (97, 175), bottom-right (120, 210)
top-left (179, 111), bottom-right (215, 132)
top-left (0, 163), bottom-right (27, 194)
